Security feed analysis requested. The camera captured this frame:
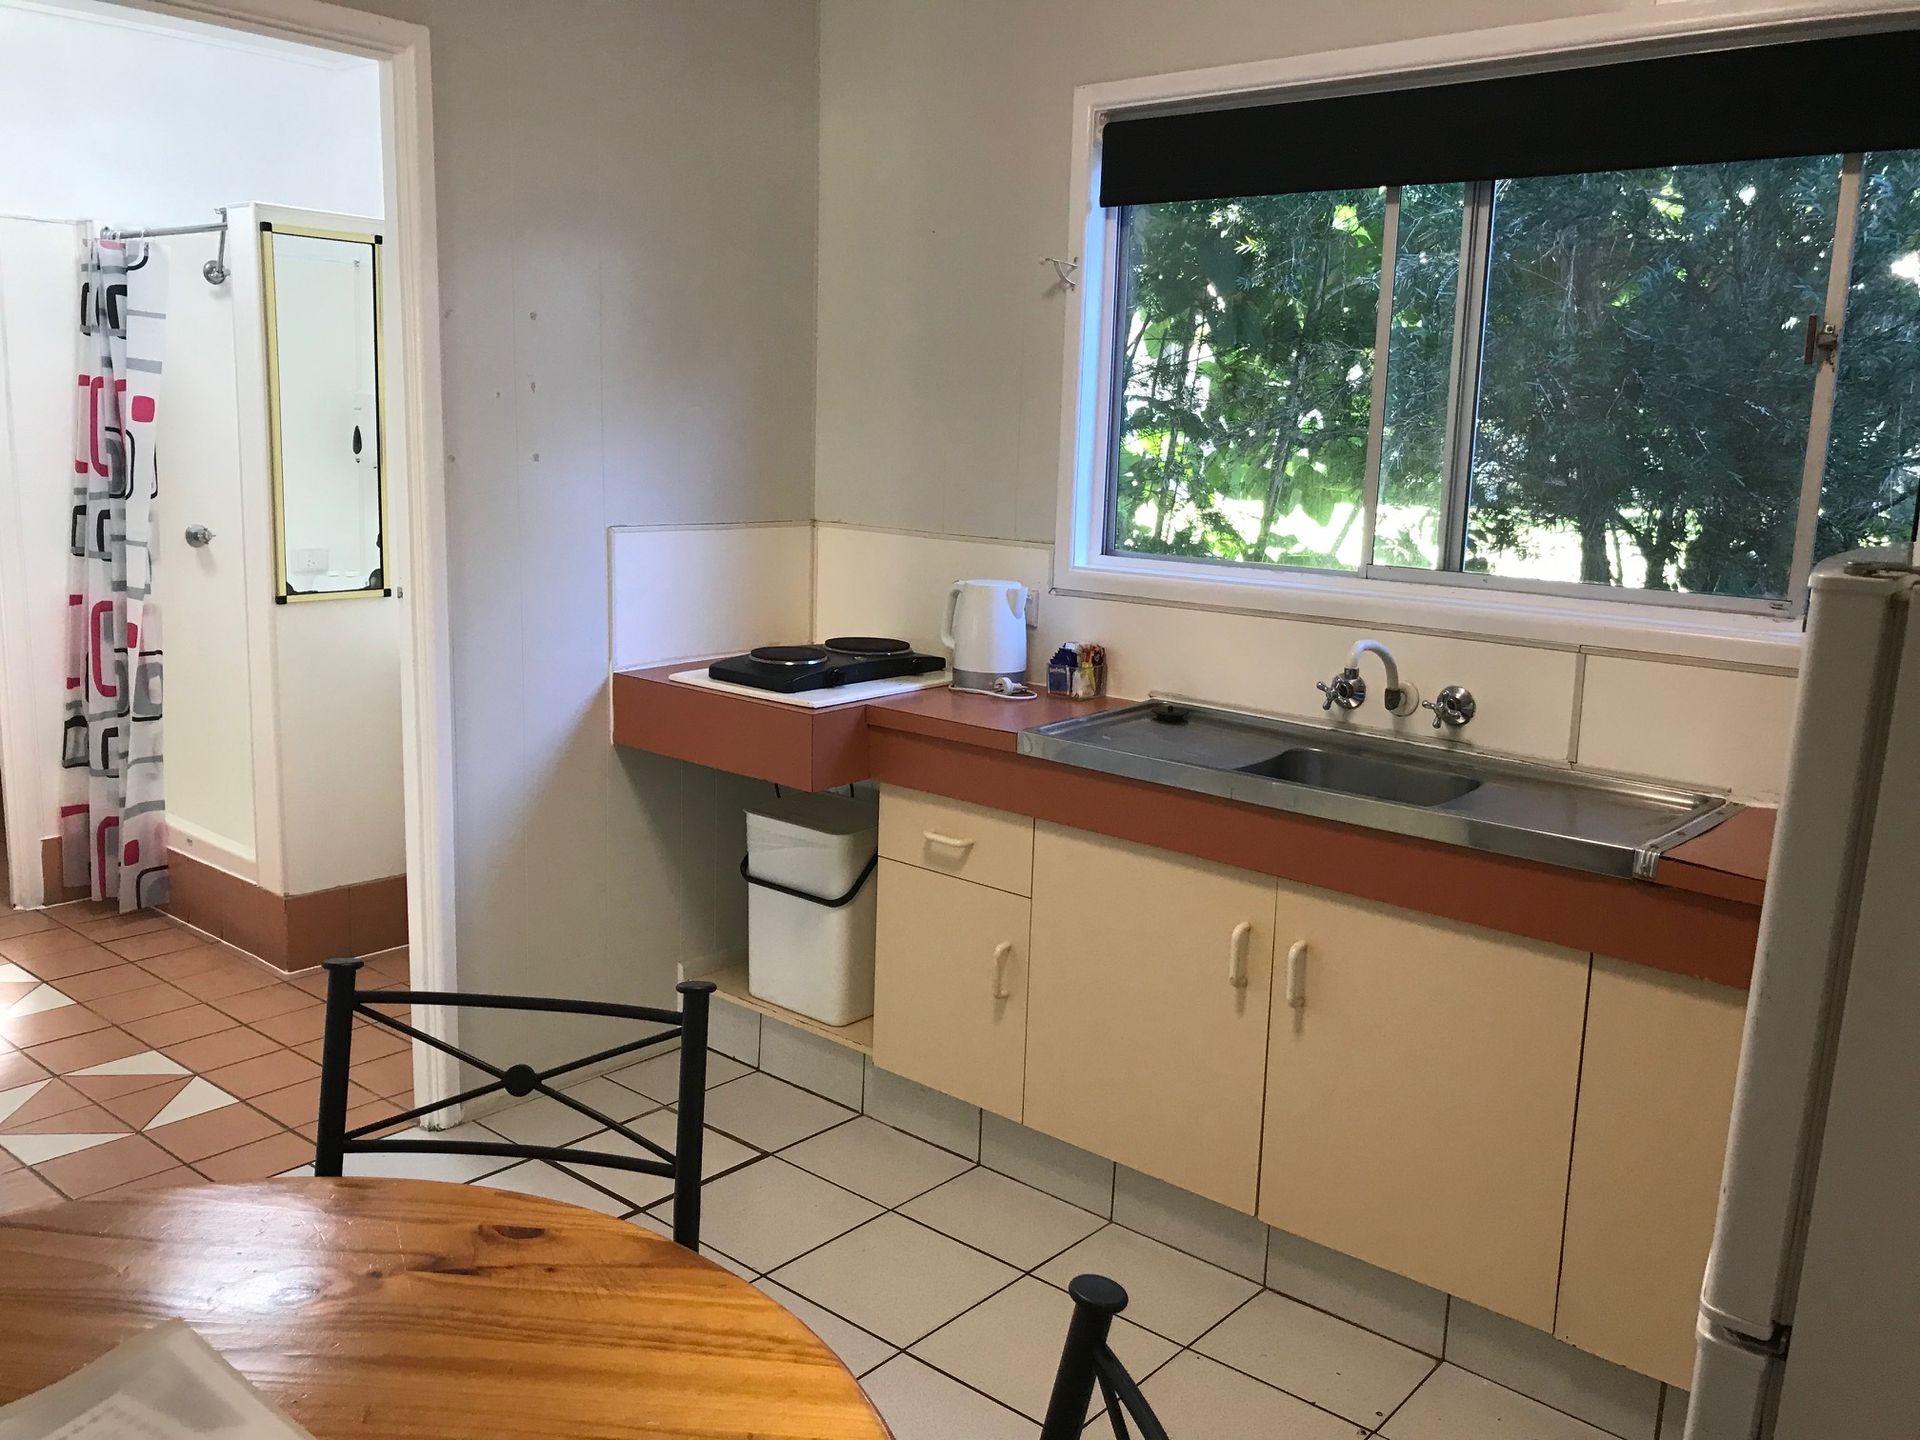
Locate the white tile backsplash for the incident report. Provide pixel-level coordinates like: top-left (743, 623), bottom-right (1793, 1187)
top-left (1577, 655), bottom-right (1796, 802)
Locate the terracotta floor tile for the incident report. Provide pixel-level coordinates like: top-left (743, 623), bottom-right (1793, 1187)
top-left (1, 1002), bottom-right (111, 1049)
top-left (49, 899), bottom-right (121, 927)
top-left (148, 1102), bottom-right (285, 1164)
top-left (25, 1025), bottom-right (146, 1075)
top-left (211, 983), bottom-right (315, 1024)
top-left (99, 1164), bottom-right (207, 1198)
top-left (252, 1075), bottom-right (377, 1130)
top-left (363, 950), bottom-right (411, 983)
top-left (0, 1052), bottom-right (50, 1090)
top-left (97, 1082), bottom-right (193, 1129)
top-left (69, 912), bottom-right (173, 945)
top-left (162, 1026), bottom-right (279, 1073)
top-left (294, 1022), bottom-right (407, 1066)
top-left (0, 1077), bottom-right (94, 1128)
top-left (88, 981), bottom-right (199, 1024)
top-left (0, 927), bottom-right (98, 966)
top-left (173, 964), bottom-right (285, 1003)
top-left (290, 971), bottom-right (332, 998)
top-left (137, 944), bottom-right (249, 982)
top-left (104, 926), bottom-right (210, 962)
top-left (249, 1004), bottom-right (329, 1047)
top-left (204, 1049), bottom-right (318, 1099)
top-left (352, 1050), bottom-right (416, 1099)
top-left (121, 1004), bottom-right (240, 1048)
top-left (0, 1166), bottom-right (59, 1216)
top-left (293, 1097), bottom-right (409, 1142)
top-left (9, 942), bottom-right (125, 982)
top-left (36, 1133), bottom-right (177, 1198)
top-left (2, 1101), bottom-right (132, 1135)
top-left (65, 1071), bottom-right (183, 1103)
top-left (0, 912), bottom-right (59, 942)
top-left (56, 962), bottom-right (171, 1003)
top-left (194, 1129), bottom-right (313, 1183)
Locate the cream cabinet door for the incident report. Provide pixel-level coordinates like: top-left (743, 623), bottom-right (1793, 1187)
top-left (1556, 958), bottom-right (1746, 1386)
top-left (1025, 823), bottom-right (1277, 1213)
top-left (873, 859), bottom-right (1031, 1120)
top-left (1259, 884), bottom-right (1588, 1330)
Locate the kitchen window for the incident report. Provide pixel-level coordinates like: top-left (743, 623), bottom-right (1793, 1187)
top-left (1075, 30), bottom-right (1920, 626)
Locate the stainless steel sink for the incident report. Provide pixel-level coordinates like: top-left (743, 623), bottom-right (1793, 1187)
top-left (1240, 747), bottom-right (1483, 808)
top-left (1017, 699), bottom-right (1739, 879)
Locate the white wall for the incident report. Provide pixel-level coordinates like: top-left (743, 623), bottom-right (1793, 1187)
top-left (339, 0), bottom-right (820, 1053)
top-left (812, 0), bottom-right (1806, 801)
top-left (0, 0), bottom-right (381, 222)
top-left (0, 217), bottom-right (82, 900)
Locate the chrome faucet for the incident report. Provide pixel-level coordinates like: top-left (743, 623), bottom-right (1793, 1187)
top-left (1316, 639), bottom-right (1419, 717)
top-left (1422, 685), bottom-right (1476, 730)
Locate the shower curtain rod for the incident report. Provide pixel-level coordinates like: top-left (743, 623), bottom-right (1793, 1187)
top-left (102, 219), bottom-right (226, 239)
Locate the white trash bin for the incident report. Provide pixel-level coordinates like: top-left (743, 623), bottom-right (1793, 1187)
top-left (744, 791), bottom-right (878, 1027)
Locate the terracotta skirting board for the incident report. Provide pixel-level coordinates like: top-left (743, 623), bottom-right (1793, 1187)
top-left (164, 850), bottom-right (407, 971)
top-left (612, 663), bottom-right (1772, 989)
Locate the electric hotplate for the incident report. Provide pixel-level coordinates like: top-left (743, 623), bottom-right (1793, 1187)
top-left (707, 637), bottom-right (946, 694)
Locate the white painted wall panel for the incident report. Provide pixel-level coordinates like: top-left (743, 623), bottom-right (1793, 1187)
top-left (1577, 656), bottom-right (1796, 803)
top-left (609, 524), bottom-right (813, 670)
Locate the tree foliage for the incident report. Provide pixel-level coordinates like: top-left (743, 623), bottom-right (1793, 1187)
top-left (1112, 153), bottom-right (1920, 599)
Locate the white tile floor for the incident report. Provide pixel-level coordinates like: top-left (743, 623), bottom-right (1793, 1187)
top-left (287, 1059), bottom-right (1638, 1440)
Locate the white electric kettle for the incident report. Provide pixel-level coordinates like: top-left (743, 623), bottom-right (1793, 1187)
top-left (942, 578), bottom-right (1028, 690)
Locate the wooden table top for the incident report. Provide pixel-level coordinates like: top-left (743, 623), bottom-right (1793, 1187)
top-left (0, 1178), bottom-right (891, 1440)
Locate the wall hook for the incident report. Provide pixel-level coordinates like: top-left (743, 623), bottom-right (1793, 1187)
top-left (1041, 255), bottom-right (1080, 292)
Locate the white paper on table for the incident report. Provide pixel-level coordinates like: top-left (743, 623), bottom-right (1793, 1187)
top-left (667, 667), bottom-right (950, 708)
top-left (0, 1322), bottom-right (314, 1440)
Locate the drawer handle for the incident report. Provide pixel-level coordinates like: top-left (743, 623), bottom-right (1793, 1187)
top-left (924, 830), bottom-right (976, 857)
top-left (1227, 921), bottom-right (1252, 989)
top-left (991, 941), bottom-right (1014, 999)
top-left (1285, 940), bottom-right (1309, 1010)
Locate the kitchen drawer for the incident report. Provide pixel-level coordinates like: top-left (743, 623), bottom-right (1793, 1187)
top-left (879, 787), bottom-right (1034, 896)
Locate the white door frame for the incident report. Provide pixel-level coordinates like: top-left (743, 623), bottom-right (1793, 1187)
top-left (116, 0), bottom-right (460, 1111)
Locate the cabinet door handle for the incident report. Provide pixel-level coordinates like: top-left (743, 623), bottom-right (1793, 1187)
top-left (1285, 940), bottom-right (1309, 1009)
top-left (991, 941), bottom-right (1014, 999)
top-left (924, 830), bottom-right (975, 856)
top-left (1227, 921), bottom-right (1252, 989)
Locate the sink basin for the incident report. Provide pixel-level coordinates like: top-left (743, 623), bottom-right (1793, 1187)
top-left (1242, 747), bottom-right (1482, 807)
top-left (1017, 700), bottom-right (1737, 879)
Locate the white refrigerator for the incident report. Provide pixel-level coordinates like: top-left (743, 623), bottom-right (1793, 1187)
top-left (1688, 550), bottom-right (1920, 1439)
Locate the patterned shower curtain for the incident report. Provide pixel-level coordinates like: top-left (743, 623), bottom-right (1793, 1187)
top-left (61, 233), bottom-right (169, 911)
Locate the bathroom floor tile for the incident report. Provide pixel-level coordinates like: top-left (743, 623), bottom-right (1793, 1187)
top-left (754, 1277), bottom-right (896, 1377)
top-left (909, 1275), bottom-right (1177, 1422)
top-left (1381, 1364), bottom-right (1619, 1440)
top-left (120, 1004), bottom-right (239, 1048)
top-left (701, 1072), bottom-right (855, 1151)
top-left (553, 1075), bottom-right (662, 1125)
top-left (86, 982), bottom-right (199, 1024)
top-left (34, 1133), bottom-right (177, 1198)
top-left (771, 1213), bottom-right (1018, 1347)
top-left (210, 983), bottom-right (319, 1024)
top-left (148, 1102), bottom-right (285, 1164)
top-left (899, 1165), bottom-right (1106, 1270)
top-left (194, 1130), bottom-right (315, 1184)
top-left (779, 1115), bottom-right (970, 1207)
top-left (1195, 1288), bottom-right (1437, 1428)
top-left (484, 1092), bottom-right (621, 1148)
top-left (202, 1048), bottom-right (319, 1099)
top-left (569, 1113), bottom-right (756, 1208)
top-left (859, 1355), bottom-right (1033, 1440)
top-left (336, 1122), bottom-right (515, 1183)
top-left (161, 1025), bottom-right (280, 1073)
top-left (625, 1209), bottom-right (758, 1279)
top-left (1035, 1223), bottom-right (1259, 1345)
top-left (1140, 1352), bottom-right (1368, 1439)
top-left (660, 1157), bottom-right (880, 1274)
top-left (608, 1048), bottom-right (750, 1103)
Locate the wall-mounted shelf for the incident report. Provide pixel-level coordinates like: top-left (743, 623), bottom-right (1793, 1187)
top-left (706, 962), bottom-right (873, 1055)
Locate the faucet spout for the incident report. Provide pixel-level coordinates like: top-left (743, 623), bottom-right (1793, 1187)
top-left (1346, 640), bottom-right (1419, 718)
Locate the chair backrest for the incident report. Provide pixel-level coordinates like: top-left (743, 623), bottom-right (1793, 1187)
top-left (1040, 1274), bottom-right (1171, 1440)
top-left (312, 957), bottom-right (715, 1250)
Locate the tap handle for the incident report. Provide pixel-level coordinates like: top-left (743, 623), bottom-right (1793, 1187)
top-left (1421, 686), bottom-right (1476, 729)
top-left (1315, 670), bottom-right (1365, 712)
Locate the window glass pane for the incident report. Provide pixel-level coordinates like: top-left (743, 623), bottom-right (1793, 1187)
top-left (1467, 158), bottom-right (1843, 599)
top-left (1110, 189), bottom-right (1385, 569)
top-left (1820, 152), bottom-right (1920, 560)
top-left (1375, 183), bottom-right (1466, 570)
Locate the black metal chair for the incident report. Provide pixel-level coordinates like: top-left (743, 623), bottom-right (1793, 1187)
top-left (312, 956), bottom-right (715, 1250)
top-left (1041, 1274), bottom-right (1171, 1440)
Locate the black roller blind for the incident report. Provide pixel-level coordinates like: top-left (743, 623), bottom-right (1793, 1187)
top-left (1100, 29), bottom-right (1920, 208)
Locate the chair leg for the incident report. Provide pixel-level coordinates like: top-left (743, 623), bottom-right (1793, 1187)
top-left (1040, 1274), bottom-right (1129, 1439)
top-left (312, 957), bottom-right (364, 1177)
top-left (671, 980), bottom-right (716, 1251)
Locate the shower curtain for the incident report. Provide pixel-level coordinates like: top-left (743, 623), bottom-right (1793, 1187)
top-left (61, 233), bottom-right (169, 911)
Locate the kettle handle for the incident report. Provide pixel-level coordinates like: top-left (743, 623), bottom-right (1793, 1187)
top-left (940, 582), bottom-right (962, 652)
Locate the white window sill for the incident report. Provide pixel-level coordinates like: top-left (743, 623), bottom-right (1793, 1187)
top-left (1053, 553), bottom-right (1804, 671)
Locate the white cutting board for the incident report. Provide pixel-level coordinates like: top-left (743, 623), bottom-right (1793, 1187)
top-left (668, 667), bottom-right (951, 709)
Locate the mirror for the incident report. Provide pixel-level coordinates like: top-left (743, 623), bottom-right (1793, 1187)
top-left (261, 224), bottom-right (387, 601)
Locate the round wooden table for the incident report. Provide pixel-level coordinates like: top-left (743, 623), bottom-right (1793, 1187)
top-left (0, 1177), bottom-right (891, 1439)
